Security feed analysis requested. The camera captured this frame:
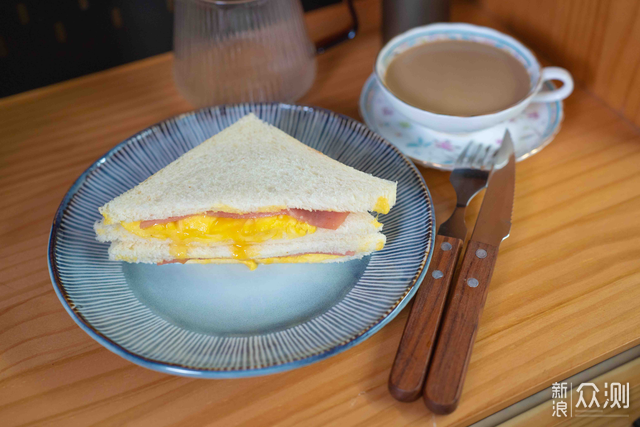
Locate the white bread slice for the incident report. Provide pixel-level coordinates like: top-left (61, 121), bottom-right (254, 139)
top-left (108, 233), bottom-right (384, 264)
top-left (94, 212), bottom-right (382, 246)
top-left (99, 113), bottom-right (397, 223)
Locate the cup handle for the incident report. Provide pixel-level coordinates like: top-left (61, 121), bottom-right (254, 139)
top-left (531, 67), bottom-right (574, 103)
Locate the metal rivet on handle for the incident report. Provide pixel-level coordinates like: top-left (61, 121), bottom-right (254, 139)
top-left (441, 242), bottom-right (452, 251)
top-left (476, 249), bottom-right (487, 259)
top-left (432, 270), bottom-right (444, 279)
top-left (467, 278), bottom-right (479, 288)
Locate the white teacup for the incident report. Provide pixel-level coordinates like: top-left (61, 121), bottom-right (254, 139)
top-left (375, 23), bottom-right (574, 134)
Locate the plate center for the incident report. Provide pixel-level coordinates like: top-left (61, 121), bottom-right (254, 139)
top-left (124, 259), bottom-right (368, 336)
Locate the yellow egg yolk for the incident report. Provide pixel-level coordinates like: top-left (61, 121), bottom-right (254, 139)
top-left (120, 215), bottom-right (317, 260)
top-left (374, 197), bottom-right (390, 214)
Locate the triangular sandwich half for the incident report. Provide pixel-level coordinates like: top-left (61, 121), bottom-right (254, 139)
top-left (95, 113), bottom-right (397, 270)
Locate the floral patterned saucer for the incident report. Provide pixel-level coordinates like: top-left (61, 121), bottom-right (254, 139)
top-left (359, 73), bottom-right (564, 170)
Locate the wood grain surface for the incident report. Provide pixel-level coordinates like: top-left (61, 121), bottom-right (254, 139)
top-left (2, 1), bottom-right (640, 426)
top-left (479, 0), bottom-right (640, 128)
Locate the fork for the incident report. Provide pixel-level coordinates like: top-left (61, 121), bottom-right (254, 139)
top-left (389, 142), bottom-right (495, 402)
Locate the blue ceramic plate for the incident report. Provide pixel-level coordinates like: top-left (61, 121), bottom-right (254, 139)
top-left (48, 103), bottom-right (434, 378)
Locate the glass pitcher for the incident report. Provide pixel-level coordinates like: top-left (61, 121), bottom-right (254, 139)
top-left (173, 0), bottom-right (357, 107)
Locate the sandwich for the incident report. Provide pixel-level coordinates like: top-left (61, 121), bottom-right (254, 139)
top-left (95, 113), bottom-right (397, 270)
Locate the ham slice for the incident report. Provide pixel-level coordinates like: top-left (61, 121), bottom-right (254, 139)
top-left (287, 209), bottom-right (350, 230)
top-left (157, 251), bottom-right (356, 265)
top-left (140, 209), bottom-right (349, 230)
top-left (204, 210), bottom-right (288, 219)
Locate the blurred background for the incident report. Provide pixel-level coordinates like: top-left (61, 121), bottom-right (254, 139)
top-left (0, 0), bottom-right (341, 98)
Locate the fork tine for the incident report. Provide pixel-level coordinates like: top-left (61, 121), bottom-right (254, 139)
top-left (485, 146), bottom-right (499, 170)
top-left (479, 145), bottom-right (492, 170)
top-left (454, 142), bottom-right (473, 169)
top-left (467, 142), bottom-right (484, 169)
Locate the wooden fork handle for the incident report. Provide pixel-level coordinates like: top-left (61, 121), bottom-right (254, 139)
top-left (423, 240), bottom-right (499, 414)
top-left (388, 234), bottom-right (463, 402)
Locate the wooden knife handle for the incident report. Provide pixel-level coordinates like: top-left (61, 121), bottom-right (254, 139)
top-left (423, 240), bottom-right (499, 414)
top-left (388, 234), bottom-right (463, 402)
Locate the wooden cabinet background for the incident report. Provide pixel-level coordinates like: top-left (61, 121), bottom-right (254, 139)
top-left (478, 0), bottom-right (640, 128)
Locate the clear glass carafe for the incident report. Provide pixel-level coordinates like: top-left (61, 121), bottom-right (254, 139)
top-left (173, 0), bottom-right (356, 107)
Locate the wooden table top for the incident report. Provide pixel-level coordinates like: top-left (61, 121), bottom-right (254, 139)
top-left (2, 1), bottom-right (640, 426)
